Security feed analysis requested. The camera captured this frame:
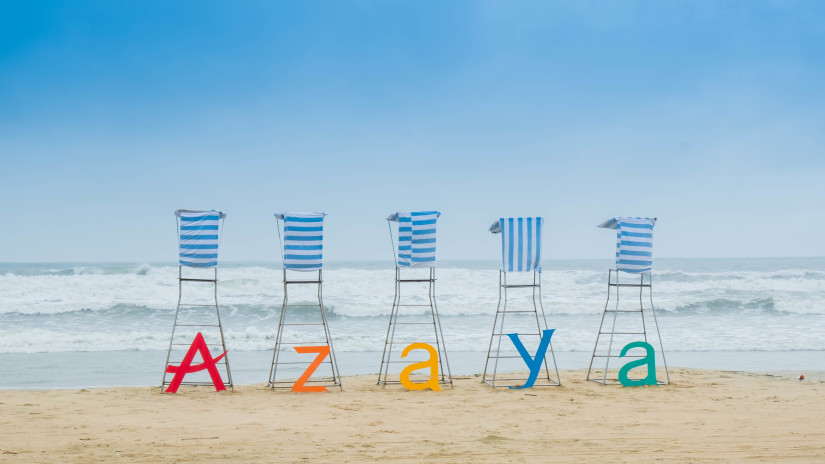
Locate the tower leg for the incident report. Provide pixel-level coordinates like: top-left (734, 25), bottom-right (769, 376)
top-left (482, 271), bottom-right (505, 386)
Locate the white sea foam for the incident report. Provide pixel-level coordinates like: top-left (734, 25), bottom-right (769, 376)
top-left (1, 259), bottom-right (824, 353)
top-left (3, 312), bottom-right (824, 353)
top-left (3, 264), bottom-right (823, 316)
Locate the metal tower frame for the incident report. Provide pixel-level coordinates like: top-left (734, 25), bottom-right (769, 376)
top-left (482, 269), bottom-right (560, 388)
top-left (162, 212), bottom-right (232, 392)
top-left (377, 218), bottom-right (452, 388)
top-left (586, 270), bottom-right (669, 385)
top-left (268, 217), bottom-right (341, 391)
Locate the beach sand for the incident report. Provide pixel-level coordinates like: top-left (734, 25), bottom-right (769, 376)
top-left (1, 369), bottom-right (823, 463)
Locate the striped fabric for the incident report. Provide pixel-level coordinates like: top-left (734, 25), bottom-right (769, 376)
top-left (176, 210), bottom-right (224, 268)
top-left (396, 213), bottom-right (413, 267)
top-left (496, 217), bottom-right (543, 273)
top-left (614, 217), bottom-right (654, 273)
top-left (277, 212), bottom-right (325, 271)
top-left (392, 211), bottom-right (439, 268)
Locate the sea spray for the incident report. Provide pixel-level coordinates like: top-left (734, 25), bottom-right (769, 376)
top-left (1, 258), bottom-right (824, 353)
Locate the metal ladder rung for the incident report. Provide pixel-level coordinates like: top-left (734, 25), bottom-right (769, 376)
top-left (167, 361), bottom-right (228, 367)
top-left (173, 324), bottom-right (220, 327)
top-left (270, 361), bottom-right (335, 366)
top-left (390, 322), bottom-right (435, 325)
top-left (378, 379), bottom-right (450, 384)
top-left (171, 381), bottom-right (230, 387)
top-left (270, 377), bottom-right (338, 382)
top-left (269, 380), bottom-right (339, 385)
top-left (269, 378), bottom-right (340, 383)
top-left (597, 331), bottom-right (646, 335)
top-left (609, 283), bottom-right (651, 288)
top-left (279, 323), bottom-right (325, 326)
top-left (169, 342), bottom-right (225, 347)
top-left (386, 341), bottom-right (439, 345)
top-left (383, 360), bottom-right (443, 364)
top-left (276, 341), bottom-right (330, 346)
top-left (269, 384), bottom-right (341, 389)
top-left (492, 333), bottom-right (541, 337)
top-left (485, 376), bottom-right (553, 381)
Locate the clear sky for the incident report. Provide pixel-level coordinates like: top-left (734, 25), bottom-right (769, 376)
top-left (2, 1), bottom-right (824, 262)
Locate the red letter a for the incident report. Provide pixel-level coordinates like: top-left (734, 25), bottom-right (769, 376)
top-left (165, 332), bottom-right (228, 393)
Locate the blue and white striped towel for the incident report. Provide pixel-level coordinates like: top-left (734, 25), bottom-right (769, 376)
top-left (276, 212), bottom-right (325, 271)
top-left (614, 217), bottom-right (654, 273)
top-left (176, 209), bottom-right (225, 268)
top-left (391, 211), bottom-right (440, 268)
top-left (492, 217), bottom-right (543, 273)
top-left (396, 213), bottom-right (413, 267)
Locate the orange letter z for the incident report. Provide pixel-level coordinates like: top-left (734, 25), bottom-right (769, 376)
top-left (292, 345), bottom-right (331, 392)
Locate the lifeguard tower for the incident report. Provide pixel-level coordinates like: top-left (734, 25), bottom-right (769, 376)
top-left (268, 212), bottom-right (342, 390)
top-left (377, 211), bottom-right (452, 388)
top-left (482, 217), bottom-right (560, 388)
top-left (586, 217), bottom-right (669, 385)
top-left (162, 209), bottom-right (233, 391)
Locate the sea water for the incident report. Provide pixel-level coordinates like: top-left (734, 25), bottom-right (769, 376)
top-left (1, 258), bottom-right (823, 388)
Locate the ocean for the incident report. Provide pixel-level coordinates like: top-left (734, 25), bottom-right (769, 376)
top-left (1, 258), bottom-right (823, 389)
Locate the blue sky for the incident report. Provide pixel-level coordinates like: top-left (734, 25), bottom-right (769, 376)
top-left (2, 1), bottom-right (824, 262)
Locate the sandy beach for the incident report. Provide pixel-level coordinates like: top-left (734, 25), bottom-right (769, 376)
top-left (2, 368), bottom-right (823, 463)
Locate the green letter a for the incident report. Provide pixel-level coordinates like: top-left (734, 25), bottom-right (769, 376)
top-left (618, 341), bottom-right (657, 387)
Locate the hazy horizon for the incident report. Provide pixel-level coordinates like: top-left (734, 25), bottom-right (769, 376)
top-left (3, 256), bottom-right (825, 266)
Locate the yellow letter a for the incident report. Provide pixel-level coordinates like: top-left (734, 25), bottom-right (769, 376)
top-left (399, 343), bottom-right (441, 391)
